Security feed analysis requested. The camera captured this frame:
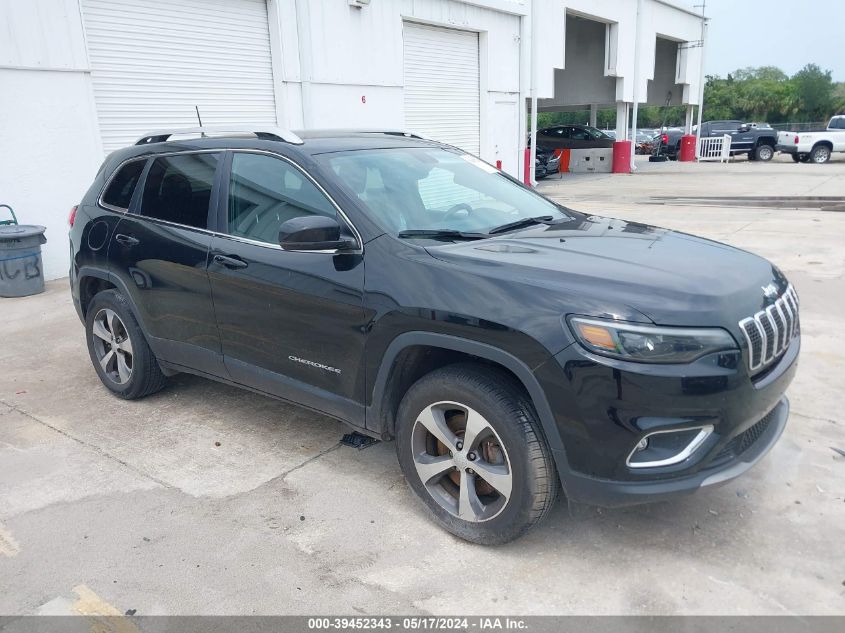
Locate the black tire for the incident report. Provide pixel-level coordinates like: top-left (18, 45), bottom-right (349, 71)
top-left (800, 153), bottom-right (812, 163)
top-left (810, 144), bottom-right (831, 164)
top-left (754, 144), bottom-right (774, 161)
top-left (85, 289), bottom-right (167, 400)
top-left (791, 153), bottom-right (801, 163)
top-left (395, 363), bottom-right (559, 545)
top-left (747, 151), bottom-right (756, 161)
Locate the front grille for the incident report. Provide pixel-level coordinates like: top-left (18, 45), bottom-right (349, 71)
top-left (738, 285), bottom-right (799, 371)
top-left (714, 409), bottom-right (776, 462)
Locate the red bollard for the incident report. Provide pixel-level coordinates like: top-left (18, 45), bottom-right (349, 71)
top-left (612, 141), bottom-right (633, 173)
top-left (679, 134), bottom-right (697, 161)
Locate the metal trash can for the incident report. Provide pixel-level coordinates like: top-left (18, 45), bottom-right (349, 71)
top-left (0, 224), bottom-right (48, 297)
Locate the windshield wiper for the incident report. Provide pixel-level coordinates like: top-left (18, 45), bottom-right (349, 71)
top-left (397, 229), bottom-right (487, 240)
top-left (487, 215), bottom-right (556, 235)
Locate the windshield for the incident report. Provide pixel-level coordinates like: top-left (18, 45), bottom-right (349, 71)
top-left (585, 127), bottom-right (611, 140)
top-left (320, 147), bottom-right (569, 235)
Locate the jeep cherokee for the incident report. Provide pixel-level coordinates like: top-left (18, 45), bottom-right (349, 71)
top-left (69, 127), bottom-right (799, 544)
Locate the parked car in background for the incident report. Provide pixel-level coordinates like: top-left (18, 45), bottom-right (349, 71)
top-left (653, 121), bottom-right (778, 161)
top-left (635, 132), bottom-right (655, 154)
top-left (777, 115), bottom-right (845, 163)
top-left (535, 146), bottom-right (561, 178)
top-left (534, 124), bottom-right (615, 151)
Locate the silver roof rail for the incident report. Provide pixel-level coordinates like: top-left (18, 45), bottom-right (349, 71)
top-left (364, 129), bottom-right (427, 139)
top-left (292, 129), bottom-right (429, 140)
top-left (135, 126), bottom-right (304, 146)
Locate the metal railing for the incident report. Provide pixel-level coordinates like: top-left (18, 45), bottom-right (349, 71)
top-left (697, 135), bottom-right (732, 162)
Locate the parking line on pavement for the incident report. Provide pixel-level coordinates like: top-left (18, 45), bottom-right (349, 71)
top-left (72, 584), bottom-right (122, 615)
top-left (72, 585), bottom-right (141, 633)
top-left (0, 523), bottom-right (20, 557)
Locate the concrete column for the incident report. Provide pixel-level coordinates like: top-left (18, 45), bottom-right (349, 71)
top-left (589, 104), bottom-right (598, 128)
top-left (615, 102), bottom-right (628, 141)
top-left (685, 104), bottom-right (695, 134)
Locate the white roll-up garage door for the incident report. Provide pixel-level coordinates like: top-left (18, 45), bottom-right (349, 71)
top-left (403, 22), bottom-right (480, 155)
top-left (81, 0), bottom-right (277, 152)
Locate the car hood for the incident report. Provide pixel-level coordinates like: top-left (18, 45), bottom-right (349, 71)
top-left (424, 215), bottom-right (788, 329)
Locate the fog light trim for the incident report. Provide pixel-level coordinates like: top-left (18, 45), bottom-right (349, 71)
top-left (626, 425), bottom-right (714, 469)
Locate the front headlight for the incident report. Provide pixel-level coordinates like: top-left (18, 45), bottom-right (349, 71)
top-left (568, 317), bottom-right (737, 364)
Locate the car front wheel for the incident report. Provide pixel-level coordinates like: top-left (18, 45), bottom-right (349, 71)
top-left (396, 364), bottom-right (559, 545)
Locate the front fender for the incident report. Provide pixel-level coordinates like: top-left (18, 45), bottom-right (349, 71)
top-left (366, 330), bottom-right (573, 485)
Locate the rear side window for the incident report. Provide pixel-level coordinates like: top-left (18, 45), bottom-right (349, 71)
top-left (102, 160), bottom-right (145, 210)
top-left (226, 153), bottom-right (336, 245)
top-left (139, 153), bottom-right (220, 229)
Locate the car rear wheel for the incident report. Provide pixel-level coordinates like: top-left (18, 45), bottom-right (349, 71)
top-left (754, 144), bottom-right (774, 161)
top-left (811, 145), bottom-right (831, 164)
top-left (395, 363), bottom-right (559, 545)
top-left (86, 289), bottom-right (166, 399)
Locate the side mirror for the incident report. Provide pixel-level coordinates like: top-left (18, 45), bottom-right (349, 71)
top-left (278, 216), bottom-right (353, 251)
top-left (738, 125), bottom-right (749, 133)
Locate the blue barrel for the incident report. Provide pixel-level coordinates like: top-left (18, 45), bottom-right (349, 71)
top-left (0, 225), bottom-right (47, 297)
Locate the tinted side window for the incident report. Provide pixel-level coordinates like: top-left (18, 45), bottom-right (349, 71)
top-left (102, 160), bottom-right (146, 210)
top-left (226, 153), bottom-right (336, 245)
top-left (140, 153), bottom-right (220, 229)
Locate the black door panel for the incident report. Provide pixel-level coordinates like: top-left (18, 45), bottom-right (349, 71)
top-left (108, 151), bottom-right (224, 377)
top-left (208, 236), bottom-right (366, 422)
top-left (206, 151), bottom-right (367, 424)
top-left (109, 219), bottom-right (222, 375)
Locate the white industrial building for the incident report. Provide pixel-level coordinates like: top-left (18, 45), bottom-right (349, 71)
top-left (0, 0), bottom-right (705, 281)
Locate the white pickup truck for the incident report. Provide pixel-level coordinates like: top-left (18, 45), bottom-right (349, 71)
top-left (777, 115), bottom-right (845, 163)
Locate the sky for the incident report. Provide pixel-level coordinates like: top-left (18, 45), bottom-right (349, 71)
top-left (676, 0), bottom-right (844, 81)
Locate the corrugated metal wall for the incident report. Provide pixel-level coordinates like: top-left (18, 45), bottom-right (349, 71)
top-left (81, 0), bottom-right (277, 152)
top-left (403, 22), bottom-right (480, 156)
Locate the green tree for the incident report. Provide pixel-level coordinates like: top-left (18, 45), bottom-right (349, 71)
top-left (792, 64), bottom-right (835, 121)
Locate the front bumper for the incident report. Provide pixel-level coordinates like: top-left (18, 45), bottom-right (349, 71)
top-left (557, 396), bottom-right (788, 506)
top-left (534, 333), bottom-right (798, 507)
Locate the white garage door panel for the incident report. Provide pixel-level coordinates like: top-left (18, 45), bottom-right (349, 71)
top-left (82, 0), bottom-right (277, 152)
top-left (404, 22), bottom-right (480, 156)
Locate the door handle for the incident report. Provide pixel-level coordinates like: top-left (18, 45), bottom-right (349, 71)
top-left (115, 233), bottom-right (139, 246)
top-left (213, 254), bottom-right (249, 269)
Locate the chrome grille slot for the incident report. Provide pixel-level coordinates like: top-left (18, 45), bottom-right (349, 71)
top-left (758, 313), bottom-right (775, 359)
top-left (739, 285), bottom-right (799, 371)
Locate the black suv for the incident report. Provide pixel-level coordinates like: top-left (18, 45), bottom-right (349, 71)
top-left (70, 127), bottom-right (799, 544)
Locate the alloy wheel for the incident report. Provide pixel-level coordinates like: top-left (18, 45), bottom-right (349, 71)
top-left (758, 146), bottom-right (773, 161)
top-left (410, 401), bottom-right (512, 522)
top-left (91, 308), bottom-right (134, 384)
top-left (813, 147), bottom-right (830, 163)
